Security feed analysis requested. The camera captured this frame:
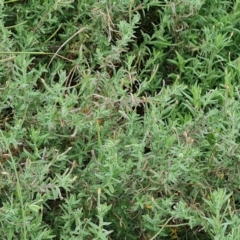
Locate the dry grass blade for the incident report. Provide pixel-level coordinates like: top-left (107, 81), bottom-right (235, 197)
top-left (48, 26), bottom-right (87, 67)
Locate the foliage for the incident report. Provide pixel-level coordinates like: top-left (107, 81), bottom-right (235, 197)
top-left (1, 0), bottom-right (240, 239)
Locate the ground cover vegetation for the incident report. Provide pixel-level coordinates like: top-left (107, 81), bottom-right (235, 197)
top-left (1, 0), bottom-right (240, 239)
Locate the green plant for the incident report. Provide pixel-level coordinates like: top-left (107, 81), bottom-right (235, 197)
top-left (1, 0), bottom-right (240, 239)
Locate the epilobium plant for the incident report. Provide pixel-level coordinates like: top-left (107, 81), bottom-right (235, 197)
top-left (1, 0), bottom-right (240, 239)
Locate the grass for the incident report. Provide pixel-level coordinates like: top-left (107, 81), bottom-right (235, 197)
top-left (1, 0), bottom-right (240, 239)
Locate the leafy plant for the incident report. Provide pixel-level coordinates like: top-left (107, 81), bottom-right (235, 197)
top-left (1, 0), bottom-right (240, 239)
